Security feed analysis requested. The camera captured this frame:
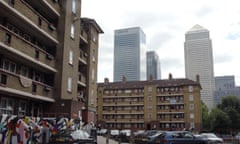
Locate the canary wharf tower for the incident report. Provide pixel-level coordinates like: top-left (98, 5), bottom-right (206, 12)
top-left (114, 27), bottom-right (146, 82)
top-left (184, 24), bottom-right (215, 109)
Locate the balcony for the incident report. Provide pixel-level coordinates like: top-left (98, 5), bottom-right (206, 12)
top-left (2, 0), bottom-right (58, 42)
top-left (80, 29), bottom-right (88, 44)
top-left (78, 72), bottom-right (86, 87)
top-left (0, 25), bottom-right (56, 70)
top-left (79, 49), bottom-right (87, 64)
top-left (0, 70), bottom-right (54, 102)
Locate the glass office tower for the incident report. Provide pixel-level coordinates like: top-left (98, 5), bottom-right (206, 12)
top-left (146, 51), bottom-right (161, 80)
top-left (184, 24), bottom-right (215, 109)
top-left (114, 27), bottom-right (146, 82)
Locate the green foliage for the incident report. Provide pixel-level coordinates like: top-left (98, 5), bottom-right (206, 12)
top-left (202, 96), bottom-right (240, 133)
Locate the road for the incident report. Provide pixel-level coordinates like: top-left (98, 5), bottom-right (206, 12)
top-left (97, 136), bottom-right (129, 144)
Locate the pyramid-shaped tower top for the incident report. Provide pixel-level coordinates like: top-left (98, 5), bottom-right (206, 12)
top-left (186, 24), bottom-right (209, 34)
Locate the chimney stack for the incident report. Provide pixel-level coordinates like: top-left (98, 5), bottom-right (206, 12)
top-left (169, 73), bottom-right (172, 80)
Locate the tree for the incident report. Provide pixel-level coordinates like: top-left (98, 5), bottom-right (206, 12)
top-left (217, 96), bottom-right (240, 131)
top-left (209, 108), bottom-right (231, 133)
top-left (201, 101), bottom-right (210, 131)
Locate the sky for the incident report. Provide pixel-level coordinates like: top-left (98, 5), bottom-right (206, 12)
top-left (81, 0), bottom-right (240, 86)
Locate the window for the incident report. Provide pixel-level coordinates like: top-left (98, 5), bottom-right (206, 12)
top-left (148, 105), bottom-right (152, 109)
top-left (72, 0), bottom-right (76, 13)
top-left (18, 101), bottom-right (27, 116)
top-left (0, 74), bottom-right (7, 85)
top-left (92, 68), bottom-right (95, 81)
top-left (188, 86), bottom-right (193, 92)
top-left (190, 113), bottom-right (194, 119)
top-left (148, 86), bottom-right (152, 92)
top-left (189, 95), bottom-right (194, 101)
top-left (92, 49), bottom-right (96, 62)
top-left (91, 90), bottom-right (94, 105)
top-left (5, 33), bottom-right (11, 44)
top-left (9, 0), bottom-right (14, 7)
top-left (35, 50), bottom-right (39, 59)
top-left (33, 72), bottom-right (44, 83)
top-left (0, 98), bottom-right (13, 115)
top-left (68, 77), bottom-right (72, 92)
top-left (189, 104), bottom-right (194, 110)
top-left (20, 66), bottom-right (29, 77)
top-left (148, 96), bottom-right (152, 101)
top-left (38, 17), bottom-right (42, 26)
top-left (3, 59), bottom-right (16, 73)
top-left (69, 50), bottom-right (73, 64)
top-left (32, 84), bottom-right (37, 93)
top-left (71, 24), bottom-right (75, 38)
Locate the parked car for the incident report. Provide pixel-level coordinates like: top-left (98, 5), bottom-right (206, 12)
top-left (49, 129), bottom-right (96, 144)
top-left (236, 132), bottom-right (240, 140)
top-left (97, 128), bottom-right (108, 136)
top-left (119, 129), bottom-right (131, 142)
top-left (134, 130), bottom-right (162, 144)
top-left (145, 131), bottom-right (208, 144)
top-left (110, 129), bottom-right (120, 138)
top-left (199, 133), bottom-right (224, 144)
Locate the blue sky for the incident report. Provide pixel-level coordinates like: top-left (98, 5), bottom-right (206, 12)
top-left (82, 0), bottom-right (240, 86)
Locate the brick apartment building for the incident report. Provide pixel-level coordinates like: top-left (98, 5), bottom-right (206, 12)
top-left (0, 0), bottom-right (103, 123)
top-left (97, 74), bottom-right (202, 132)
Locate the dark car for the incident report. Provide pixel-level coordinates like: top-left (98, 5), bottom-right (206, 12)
top-left (49, 129), bottom-right (96, 144)
top-left (134, 130), bottom-right (162, 144)
top-left (145, 131), bottom-right (208, 144)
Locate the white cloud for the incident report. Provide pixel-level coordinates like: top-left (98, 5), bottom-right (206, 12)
top-left (82, 0), bottom-right (240, 85)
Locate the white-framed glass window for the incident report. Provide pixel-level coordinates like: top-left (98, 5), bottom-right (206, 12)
top-left (190, 122), bottom-right (195, 129)
top-left (3, 59), bottom-right (16, 73)
top-left (148, 105), bottom-right (152, 109)
top-left (189, 95), bottom-right (194, 101)
top-left (92, 49), bottom-right (96, 62)
top-left (189, 104), bottom-right (194, 110)
top-left (148, 96), bottom-right (152, 101)
top-left (148, 86), bottom-right (152, 92)
top-left (67, 77), bottom-right (72, 92)
top-left (189, 85), bottom-right (193, 92)
top-left (92, 68), bottom-right (95, 81)
top-left (91, 90), bottom-right (94, 105)
top-left (72, 0), bottom-right (76, 13)
top-left (69, 50), bottom-right (73, 64)
top-left (190, 113), bottom-right (194, 119)
top-left (71, 24), bottom-right (75, 38)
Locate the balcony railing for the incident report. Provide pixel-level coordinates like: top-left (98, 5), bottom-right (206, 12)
top-left (0, 69), bottom-right (54, 100)
top-left (3, 0), bottom-right (58, 40)
top-left (78, 72), bottom-right (86, 86)
top-left (0, 25), bottom-right (56, 69)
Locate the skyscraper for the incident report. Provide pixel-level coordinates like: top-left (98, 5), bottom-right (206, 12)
top-left (114, 27), bottom-right (146, 82)
top-left (146, 51), bottom-right (161, 80)
top-left (184, 24), bottom-right (215, 109)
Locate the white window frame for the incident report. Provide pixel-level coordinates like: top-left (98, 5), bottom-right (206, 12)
top-left (72, 0), bottom-right (76, 13)
top-left (189, 95), bottom-right (194, 101)
top-left (69, 50), bottom-right (73, 65)
top-left (67, 77), bottom-right (72, 92)
top-left (71, 24), bottom-right (75, 38)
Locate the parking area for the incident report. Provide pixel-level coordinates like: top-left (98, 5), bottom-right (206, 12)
top-left (97, 136), bottom-right (130, 144)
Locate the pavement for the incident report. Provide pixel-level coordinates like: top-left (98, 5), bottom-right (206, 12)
top-left (97, 136), bottom-right (130, 144)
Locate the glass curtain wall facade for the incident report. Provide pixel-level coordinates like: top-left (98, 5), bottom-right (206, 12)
top-left (114, 27), bottom-right (146, 82)
top-left (146, 51), bottom-right (161, 80)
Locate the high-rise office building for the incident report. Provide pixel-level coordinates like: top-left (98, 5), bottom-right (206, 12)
top-left (0, 0), bottom-right (103, 123)
top-left (146, 51), bottom-right (161, 80)
top-left (214, 76), bottom-right (240, 105)
top-left (184, 24), bottom-right (215, 109)
top-left (114, 27), bottom-right (146, 82)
